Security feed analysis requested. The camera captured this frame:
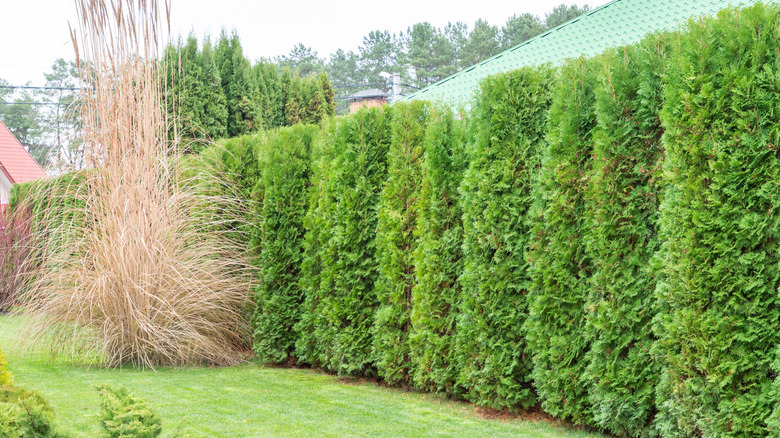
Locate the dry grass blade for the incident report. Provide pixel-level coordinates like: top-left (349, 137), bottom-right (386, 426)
top-left (15, 0), bottom-right (253, 368)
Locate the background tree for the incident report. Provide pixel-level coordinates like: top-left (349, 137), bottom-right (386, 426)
top-left (359, 30), bottom-right (404, 81)
top-left (461, 20), bottom-right (501, 68)
top-left (545, 4), bottom-right (591, 29)
top-left (215, 31), bottom-right (262, 137)
top-left (405, 23), bottom-right (456, 86)
top-left (276, 43), bottom-right (325, 78)
top-left (501, 13), bottom-right (546, 49)
top-left (39, 59), bottom-right (82, 171)
top-left (444, 21), bottom-right (469, 71)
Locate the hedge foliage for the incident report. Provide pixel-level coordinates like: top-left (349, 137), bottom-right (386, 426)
top-left (13, 4), bottom-right (780, 436)
top-left (299, 107), bottom-right (392, 376)
top-left (408, 106), bottom-right (467, 395)
top-left (654, 5), bottom-right (780, 437)
top-left (252, 125), bottom-right (318, 364)
top-left (456, 67), bottom-right (554, 411)
top-left (584, 35), bottom-right (667, 437)
top-left (526, 56), bottom-right (598, 424)
top-left (373, 101), bottom-right (430, 385)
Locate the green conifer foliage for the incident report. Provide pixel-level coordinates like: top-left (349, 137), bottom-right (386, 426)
top-left (215, 31), bottom-right (262, 137)
top-left (318, 72), bottom-right (336, 118)
top-left (292, 117), bottom-right (347, 371)
top-left (372, 101), bottom-right (430, 385)
top-left (294, 120), bottom-right (335, 366)
top-left (252, 125), bottom-right (318, 364)
top-left (655, 5), bottom-right (780, 436)
top-left (408, 106), bottom-right (467, 395)
top-left (526, 57), bottom-right (598, 424)
top-left (456, 67), bottom-right (554, 410)
top-left (584, 36), bottom-right (667, 437)
top-left (302, 107), bottom-right (392, 375)
top-left (199, 39), bottom-right (228, 140)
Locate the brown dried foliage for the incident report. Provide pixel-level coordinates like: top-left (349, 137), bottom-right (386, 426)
top-left (16, 0), bottom-right (253, 368)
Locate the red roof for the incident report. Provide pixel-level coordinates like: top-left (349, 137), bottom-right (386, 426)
top-left (0, 120), bottom-right (47, 184)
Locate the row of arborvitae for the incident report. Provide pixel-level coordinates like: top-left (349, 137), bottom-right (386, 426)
top-left (208, 3), bottom-right (780, 437)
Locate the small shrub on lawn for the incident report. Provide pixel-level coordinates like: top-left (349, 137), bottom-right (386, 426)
top-left (0, 386), bottom-right (64, 438)
top-left (96, 384), bottom-right (162, 438)
top-left (0, 348), bottom-right (11, 387)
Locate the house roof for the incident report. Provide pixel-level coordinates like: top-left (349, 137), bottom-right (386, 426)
top-left (399, 0), bottom-right (770, 107)
top-left (348, 88), bottom-right (390, 100)
top-left (0, 120), bottom-right (47, 184)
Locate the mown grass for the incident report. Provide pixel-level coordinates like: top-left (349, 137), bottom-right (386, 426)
top-left (1, 315), bottom-right (603, 437)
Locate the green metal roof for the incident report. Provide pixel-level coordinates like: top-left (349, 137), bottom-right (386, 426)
top-left (399, 0), bottom-right (770, 107)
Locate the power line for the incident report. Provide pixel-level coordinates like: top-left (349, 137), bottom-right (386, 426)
top-left (0, 85), bottom-right (82, 91)
top-left (0, 101), bottom-right (74, 106)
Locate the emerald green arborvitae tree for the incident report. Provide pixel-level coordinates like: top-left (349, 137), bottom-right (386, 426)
top-left (655, 5), bottom-right (780, 436)
top-left (456, 67), bottom-right (554, 411)
top-left (302, 107), bottom-right (392, 375)
top-left (199, 38), bottom-right (229, 140)
top-left (372, 101), bottom-right (429, 386)
top-left (408, 106), bottom-right (467, 395)
top-left (294, 119), bottom-right (335, 367)
top-left (252, 125), bottom-right (318, 364)
top-left (584, 35), bottom-right (667, 437)
top-left (526, 57), bottom-right (598, 424)
top-left (215, 31), bottom-right (261, 137)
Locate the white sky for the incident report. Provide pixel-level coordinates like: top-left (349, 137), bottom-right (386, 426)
top-left (1, 0), bottom-right (608, 86)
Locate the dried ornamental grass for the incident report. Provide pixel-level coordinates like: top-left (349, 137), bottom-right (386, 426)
top-left (16, 0), bottom-right (252, 368)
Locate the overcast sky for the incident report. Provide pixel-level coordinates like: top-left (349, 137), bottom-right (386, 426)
top-left (1, 0), bottom-right (608, 86)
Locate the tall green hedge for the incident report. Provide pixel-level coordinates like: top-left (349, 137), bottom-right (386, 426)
top-left (526, 57), bottom-right (598, 424)
top-left (584, 35), bottom-right (667, 437)
top-left (655, 5), bottom-right (780, 436)
top-left (372, 101), bottom-right (430, 385)
top-left (252, 125), bottom-right (319, 364)
top-left (294, 120), bottom-right (336, 367)
top-left (456, 67), bottom-right (555, 411)
top-left (408, 106), bottom-right (467, 395)
top-left (299, 107), bottom-right (392, 375)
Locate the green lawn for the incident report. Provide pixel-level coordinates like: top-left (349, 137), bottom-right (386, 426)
top-left (0, 315), bottom-right (601, 437)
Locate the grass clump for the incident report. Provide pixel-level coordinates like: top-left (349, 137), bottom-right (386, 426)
top-left (16, 0), bottom-right (252, 368)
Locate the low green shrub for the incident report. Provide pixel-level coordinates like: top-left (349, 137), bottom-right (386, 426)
top-left (0, 348), bottom-right (11, 386)
top-left (0, 386), bottom-right (63, 438)
top-left (96, 384), bottom-right (162, 438)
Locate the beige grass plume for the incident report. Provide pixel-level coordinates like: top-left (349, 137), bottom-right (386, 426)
top-left (16, 0), bottom-right (253, 368)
